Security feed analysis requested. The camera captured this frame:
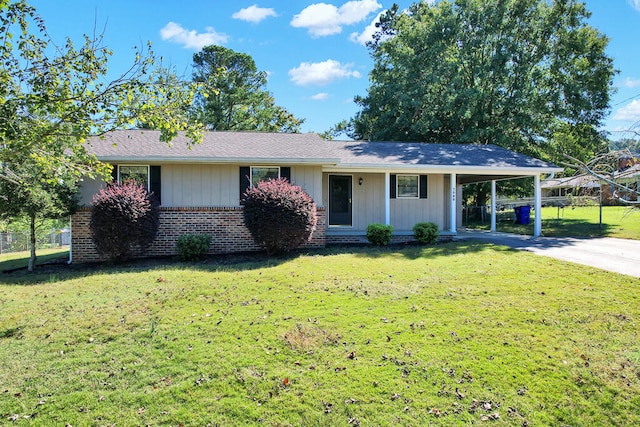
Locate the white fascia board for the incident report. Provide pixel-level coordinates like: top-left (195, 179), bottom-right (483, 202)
top-left (322, 164), bottom-right (563, 175)
top-left (97, 156), bottom-right (341, 166)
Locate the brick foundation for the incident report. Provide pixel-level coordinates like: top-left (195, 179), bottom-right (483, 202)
top-left (326, 233), bottom-right (453, 246)
top-left (71, 207), bottom-right (326, 263)
top-left (326, 234), bottom-right (417, 245)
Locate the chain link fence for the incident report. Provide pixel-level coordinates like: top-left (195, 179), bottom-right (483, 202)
top-left (0, 229), bottom-right (70, 254)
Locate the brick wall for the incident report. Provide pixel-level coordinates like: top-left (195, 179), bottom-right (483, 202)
top-left (326, 233), bottom-right (453, 246)
top-left (326, 234), bottom-right (416, 245)
top-left (71, 207), bottom-right (326, 263)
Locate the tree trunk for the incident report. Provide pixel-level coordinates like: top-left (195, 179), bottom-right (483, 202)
top-left (28, 214), bottom-right (37, 272)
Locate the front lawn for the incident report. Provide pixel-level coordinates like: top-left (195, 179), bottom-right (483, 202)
top-left (0, 247), bottom-right (69, 272)
top-left (1, 243), bottom-right (639, 425)
top-left (467, 205), bottom-right (640, 239)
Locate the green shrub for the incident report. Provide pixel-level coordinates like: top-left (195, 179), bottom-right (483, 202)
top-left (413, 222), bottom-right (439, 245)
top-left (176, 234), bottom-right (211, 261)
top-left (242, 178), bottom-right (317, 255)
top-left (366, 223), bottom-right (393, 246)
top-left (90, 181), bottom-right (159, 262)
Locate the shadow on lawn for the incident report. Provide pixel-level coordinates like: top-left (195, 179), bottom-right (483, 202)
top-left (541, 218), bottom-right (613, 238)
top-left (0, 241), bottom-right (513, 286)
top-left (467, 218), bottom-right (614, 238)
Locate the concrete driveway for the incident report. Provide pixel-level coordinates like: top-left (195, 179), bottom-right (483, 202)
top-left (456, 230), bottom-right (640, 278)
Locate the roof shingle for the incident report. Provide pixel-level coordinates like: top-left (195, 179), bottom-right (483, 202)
top-left (84, 130), bottom-right (560, 171)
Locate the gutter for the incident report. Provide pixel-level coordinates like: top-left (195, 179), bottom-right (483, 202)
top-left (96, 156), bottom-right (341, 166)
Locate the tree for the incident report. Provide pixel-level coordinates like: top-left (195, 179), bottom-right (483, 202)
top-left (350, 0), bottom-right (615, 201)
top-left (191, 45), bottom-right (304, 132)
top-left (565, 150), bottom-right (640, 206)
top-left (0, 1), bottom-right (203, 270)
top-left (610, 138), bottom-right (640, 153)
top-left (0, 159), bottom-right (78, 270)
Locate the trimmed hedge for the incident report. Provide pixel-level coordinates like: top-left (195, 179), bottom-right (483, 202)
top-left (242, 177), bottom-right (317, 255)
top-left (176, 234), bottom-right (212, 261)
top-left (413, 222), bottom-right (439, 245)
top-left (90, 181), bottom-right (159, 262)
top-left (366, 223), bottom-right (393, 246)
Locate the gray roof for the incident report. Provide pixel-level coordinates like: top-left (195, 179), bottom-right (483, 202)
top-left (84, 130), bottom-right (560, 172)
top-left (541, 174), bottom-right (600, 189)
top-left (84, 130), bottom-right (336, 164)
top-left (329, 140), bottom-right (557, 169)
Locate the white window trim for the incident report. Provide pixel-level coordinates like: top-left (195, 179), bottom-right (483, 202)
top-left (250, 166), bottom-right (281, 187)
top-left (397, 174), bottom-right (419, 199)
top-left (118, 165), bottom-right (150, 191)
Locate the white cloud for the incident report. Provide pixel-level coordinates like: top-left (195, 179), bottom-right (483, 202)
top-left (349, 11), bottom-right (384, 45)
top-left (289, 59), bottom-right (361, 86)
top-left (613, 100), bottom-right (640, 121)
top-left (629, 0), bottom-right (640, 12)
top-left (160, 22), bottom-right (229, 49)
top-left (232, 5), bottom-right (277, 23)
top-left (311, 92), bottom-right (330, 100)
top-left (291, 0), bottom-right (381, 37)
top-left (622, 77), bottom-right (640, 88)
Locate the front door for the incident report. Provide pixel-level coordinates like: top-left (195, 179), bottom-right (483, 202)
top-left (329, 175), bottom-right (352, 226)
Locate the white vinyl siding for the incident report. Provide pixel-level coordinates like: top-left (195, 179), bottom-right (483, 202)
top-left (159, 164), bottom-right (323, 208)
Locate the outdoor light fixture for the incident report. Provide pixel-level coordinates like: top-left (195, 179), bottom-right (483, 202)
top-left (359, 177), bottom-right (363, 186)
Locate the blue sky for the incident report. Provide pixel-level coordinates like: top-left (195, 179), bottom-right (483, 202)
top-left (29, 0), bottom-right (640, 139)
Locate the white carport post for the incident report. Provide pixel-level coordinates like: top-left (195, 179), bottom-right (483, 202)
top-left (384, 172), bottom-right (391, 225)
top-left (534, 174), bottom-right (542, 237)
top-left (450, 173), bottom-right (457, 234)
top-left (490, 180), bottom-right (497, 232)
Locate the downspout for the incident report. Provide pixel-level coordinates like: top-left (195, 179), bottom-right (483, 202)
top-left (67, 215), bottom-right (73, 264)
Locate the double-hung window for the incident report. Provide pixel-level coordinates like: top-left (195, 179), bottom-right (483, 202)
top-left (118, 165), bottom-right (150, 190)
top-left (397, 175), bottom-right (419, 198)
top-left (251, 166), bottom-right (280, 187)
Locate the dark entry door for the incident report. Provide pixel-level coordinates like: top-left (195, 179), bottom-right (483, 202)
top-left (329, 175), bottom-right (352, 226)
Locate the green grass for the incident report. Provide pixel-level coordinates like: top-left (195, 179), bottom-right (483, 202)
top-left (468, 205), bottom-right (640, 239)
top-left (1, 244), bottom-right (639, 425)
top-left (0, 247), bottom-right (69, 272)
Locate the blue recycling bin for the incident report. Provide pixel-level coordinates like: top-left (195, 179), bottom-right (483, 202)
top-left (514, 206), bottom-right (531, 225)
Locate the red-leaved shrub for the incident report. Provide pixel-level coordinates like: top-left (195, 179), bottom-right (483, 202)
top-left (90, 181), bottom-right (160, 262)
top-left (242, 178), bottom-right (317, 255)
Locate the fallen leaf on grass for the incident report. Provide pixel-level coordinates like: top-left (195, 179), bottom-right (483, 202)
top-left (481, 412), bottom-right (500, 421)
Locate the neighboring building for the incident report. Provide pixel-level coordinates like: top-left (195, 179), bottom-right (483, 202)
top-left (540, 174), bottom-right (601, 206)
top-left (71, 130), bottom-right (561, 262)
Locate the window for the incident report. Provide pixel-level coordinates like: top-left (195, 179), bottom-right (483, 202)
top-left (118, 165), bottom-right (150, 190)
top-left (397, 175), bottom-right (419, 198)
top-left (251, 166), bottom-right (280, 187)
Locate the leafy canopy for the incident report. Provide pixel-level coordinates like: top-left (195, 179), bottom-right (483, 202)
top-left (0, 0), bottom-right (203, 187)
top-left (191, 45), bottom-right (304, 133)
top-left (351, 0), bottom-right (616, 164)
top-left (0, 0), bottom-right (203, 269)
